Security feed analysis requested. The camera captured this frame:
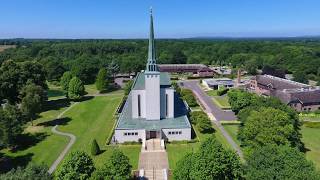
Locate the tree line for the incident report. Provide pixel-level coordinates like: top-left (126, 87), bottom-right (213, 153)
top-left (1, 39), bottom-right (320, 84)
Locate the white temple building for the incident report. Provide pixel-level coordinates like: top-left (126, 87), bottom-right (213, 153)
top-left (114, 9), bottom-right (191, 143)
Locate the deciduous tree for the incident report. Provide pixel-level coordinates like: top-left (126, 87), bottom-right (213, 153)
top-left (55, 151), bottom-right (95, 180)
top-left (60, 71), bottom-right (73, 92)
top-left (246, 145), bottom-right (320, 180)
top-left (68, 77), bottom-right (85, 100)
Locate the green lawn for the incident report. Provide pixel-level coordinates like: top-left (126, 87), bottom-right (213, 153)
top-left (47, 83), bottom-right (65, 100)
top-left (1, 92), bottom-right (141, 172)
top-left (223, 124), bottom-right (241, 146)
top-left (301, 125), bottom-right (320, 170)
top-left (206, 90), bottom-right (218, 96)
top-left (167, 123), bottom-right (233, 170)
top-left (212, 96), bottom-right (231, 109)
top-left (84, 84), bottom-right (99, 95)
top-left (1, 99), bottom-right (72, 167)
top-left (56, 95), bottom-right (140, 169)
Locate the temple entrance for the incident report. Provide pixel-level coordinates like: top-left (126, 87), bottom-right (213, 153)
top-left (147, 130), bottom-right (160, 139)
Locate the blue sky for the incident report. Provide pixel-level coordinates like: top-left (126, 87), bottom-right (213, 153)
top-left (1, 0), bottom-right (320, 38)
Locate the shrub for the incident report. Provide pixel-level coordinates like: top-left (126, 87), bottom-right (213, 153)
top-left (197, 117), bottom-right (213, 133)
top-left (217, 87), bottom-right (229, 96)
top-left (180, 89), bottom-right (198, 107)
top-left (190, 111), bottom-right (207, 125)
top-left (91, 139), bottom-right (101, 156)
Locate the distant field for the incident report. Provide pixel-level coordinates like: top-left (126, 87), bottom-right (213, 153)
top-left (0, 45), bottom-right (16, 52)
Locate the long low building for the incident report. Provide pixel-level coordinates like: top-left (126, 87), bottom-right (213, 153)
top-left (158, 64), bottom-right (214, 77)
top-left (249, 75), bottom-right (320, 112)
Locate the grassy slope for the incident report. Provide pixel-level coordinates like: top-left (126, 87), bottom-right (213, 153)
top-left (58, 95), bottom-right (140, 169)
top-left (1, 102), bottom-right (71, 167)
top-left (301, 126), bottom-right (320, 170)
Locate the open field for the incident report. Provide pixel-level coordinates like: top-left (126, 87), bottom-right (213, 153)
top-left (301, 125), bottom-right (320, 170)
top-left (0, 45), bottom-right (16, 52)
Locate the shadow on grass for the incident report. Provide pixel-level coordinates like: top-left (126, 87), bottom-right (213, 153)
top-left (43, 98), bottom-right (71, 112)
top-left (37, 117), bottom-right (72, 127)
top-left (0, 152), bottom-right (34, 173)
top-left (12, 133), bottom-right (48, 152)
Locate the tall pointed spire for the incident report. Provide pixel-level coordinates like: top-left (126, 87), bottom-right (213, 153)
top-left (146, 7), bottom-right (158, 72)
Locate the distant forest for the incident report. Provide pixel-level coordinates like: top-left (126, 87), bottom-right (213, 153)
top-left (0, 39), bottom-right (319, 84)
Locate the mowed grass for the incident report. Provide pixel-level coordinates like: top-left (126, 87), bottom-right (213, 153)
top-left (223, 124), bottom-right (241, 146)
top-left (301, 125), bottom-right (320, 170)
top-left (167, 123), bottom-right (234, 170)
top-left (58, 95), bottom-right (140, 169)
top-left (1, 100), bottom-right (72, 167)
top-left (212, 96), bottom-right (231, 109)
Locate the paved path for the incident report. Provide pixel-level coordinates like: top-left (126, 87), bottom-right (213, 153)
top-left (48, 102), bottom-right (79, 174)
top-left (180, 80), bottom-right (243, 160)
top-left (138, 139), bottom-right (169, 180)
top-left (180, 80), bottom-right (236, 121)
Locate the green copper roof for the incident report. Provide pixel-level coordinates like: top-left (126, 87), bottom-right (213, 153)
top-left (132, 72), bottom-right (171, 90)
top-left (116, 91), bottom-right (191, 130)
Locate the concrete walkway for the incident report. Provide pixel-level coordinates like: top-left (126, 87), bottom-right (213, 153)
top-left (48, 102), bottom-right (78, 174)
top-left (138, 139), bottom-right (169, 180)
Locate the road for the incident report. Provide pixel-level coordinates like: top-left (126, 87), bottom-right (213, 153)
top-left (48, 102), bottom-right (78, 174)
top-left (180, 80), bottom-right (243, 159)
top-left (180, 80), bottom-right (236, 121)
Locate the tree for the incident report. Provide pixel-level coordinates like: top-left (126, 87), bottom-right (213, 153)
top-left (246, 145), bottom-right (320, 180)
top-left (95, 68), bottom-right (108, 92)
top-left (171, 50), bottom-right (187, 64)
top-left (174, 136), bottom-right (243, 180)
top-left (173, 153), bottom-right (194, 180)
top-left (0, 60), bottom-right (22, 103)
top-left (60, 71), bottom-right (73, 92)
top-left (238, 107), bottom-right (300, 149)
top-left (124, 80), bottom-right (133, 96)
top-left (68, 77), bottom-right (85, 100)
top-left (107, 60), bottom-right (120, 80)
top-left (93, 149), bottom-right (132, 180)
top-left (0, 104), bottom-right (24, 148)
top-left (20, 83), bottom-right (46, 125)
top-left (55, 151), bottom-right (95, 180)
top-left (0, 164), bottom-right (52, 180)
top-left (293, 70), bottom-right (308, 84)
top-left (91, 139), bottom-right (100, 156)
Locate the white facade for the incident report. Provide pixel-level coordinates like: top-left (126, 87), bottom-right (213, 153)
top-left (114, 129), bottom-right (146, 143)
top-left (132, 90), bottom-right (146, 118)
top-left (145, 72), bottom-right (161, 120)
top-left (162, 128), bottom-right (191, 141)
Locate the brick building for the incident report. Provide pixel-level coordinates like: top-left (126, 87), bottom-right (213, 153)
top-left (249, 75), bottom-right (320, 112)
